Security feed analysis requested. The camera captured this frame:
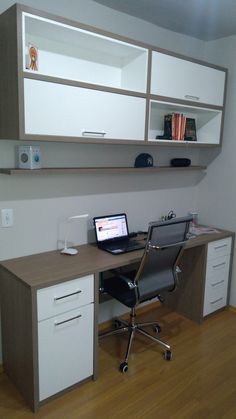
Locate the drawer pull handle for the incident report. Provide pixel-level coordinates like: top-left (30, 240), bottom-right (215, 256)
top-left (55, 314), bottom-right (82, 326)
top-left (212, 262), bottom-right (226, 269)
top-left (54, 290), bottom-right (82, 301)
top-left (184, 94), bottom-right (200, 101)
top-left (210, 297), bottom-right (223, 305)
top-left (212, 280), bottom-right (225, 286)
top-left (214, 244), bottom-right (227, 250)
top-left (82, 130), bottom-right (106, 137)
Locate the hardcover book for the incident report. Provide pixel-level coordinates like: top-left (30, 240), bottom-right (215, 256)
top-left (185, 118), bottom-right (197, 141)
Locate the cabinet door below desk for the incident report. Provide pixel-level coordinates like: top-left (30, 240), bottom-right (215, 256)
top-left (38, 304), bottom-right (94, 401)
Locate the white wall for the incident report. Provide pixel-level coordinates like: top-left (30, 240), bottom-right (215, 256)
top-left (196, 36), bottom-right (236, 306)
top-left (0, 0), bottom-right (226, 363)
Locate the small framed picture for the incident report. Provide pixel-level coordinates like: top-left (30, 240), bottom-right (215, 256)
top-left (27, 43), bottom-right (38, 71)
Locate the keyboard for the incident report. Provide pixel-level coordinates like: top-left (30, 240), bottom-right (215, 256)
top-left (105, 239), bottom-right (145, 254)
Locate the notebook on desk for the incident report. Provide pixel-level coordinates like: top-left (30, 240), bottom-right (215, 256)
top-left (93, 213), bottom-right (146, 254)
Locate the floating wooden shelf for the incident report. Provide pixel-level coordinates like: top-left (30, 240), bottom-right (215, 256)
top-left (0, 166), bottom-right (206, 175)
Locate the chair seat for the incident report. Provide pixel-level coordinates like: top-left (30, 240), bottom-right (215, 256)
top-left (103, 275), bottom-right (137, 307)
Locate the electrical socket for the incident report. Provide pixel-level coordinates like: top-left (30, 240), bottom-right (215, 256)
top-left (1, 209), bottom-right (14, 227)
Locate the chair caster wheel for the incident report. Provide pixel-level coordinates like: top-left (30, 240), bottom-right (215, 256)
top-left (119, 362), bottom-right (128, 373)
top-left (153, 324), bottom-right (161, 333)
top-left (164, 350), bottom-right (172, 361)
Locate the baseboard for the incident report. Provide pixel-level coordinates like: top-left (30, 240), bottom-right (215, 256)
top-left (229, 305), bottom-right (236, 313)
top-left (98, 301), bottom-right (160, 332)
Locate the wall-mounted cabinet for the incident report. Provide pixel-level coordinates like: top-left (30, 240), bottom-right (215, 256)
top-left (151, 51), bottom-right (226, 107)
top-left (0, 3), bottom-right (227, 148)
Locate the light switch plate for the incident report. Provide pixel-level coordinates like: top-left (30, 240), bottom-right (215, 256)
top-left (1, 209), bottom-right (14, 227)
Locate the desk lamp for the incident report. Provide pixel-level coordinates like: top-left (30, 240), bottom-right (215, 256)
top-left (61, 214), bottom-right (88, 255)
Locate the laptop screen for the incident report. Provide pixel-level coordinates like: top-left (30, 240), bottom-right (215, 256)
top-left (94, 213), bottom-right (129, 243)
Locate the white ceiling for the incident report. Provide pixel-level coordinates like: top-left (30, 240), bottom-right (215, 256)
top-left (94, 0), bottom-right (236, 41)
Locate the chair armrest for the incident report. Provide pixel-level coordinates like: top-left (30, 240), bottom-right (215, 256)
top-left (109, 269), bottom-right (136, 290)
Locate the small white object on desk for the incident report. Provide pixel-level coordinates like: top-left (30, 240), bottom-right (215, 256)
top-left (61, 214), bottom-right (88, 255)
top-left (190, 226), bottom-right (219, 236)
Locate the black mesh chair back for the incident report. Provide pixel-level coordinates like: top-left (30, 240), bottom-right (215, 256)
top-left (136, 216), bottom-right (192, 304)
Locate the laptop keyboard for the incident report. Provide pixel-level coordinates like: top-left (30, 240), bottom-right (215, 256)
top-left (107, 240), bottom-right (145, 252)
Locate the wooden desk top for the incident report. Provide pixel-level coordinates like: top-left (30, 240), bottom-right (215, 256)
top-left (0, 228), bottom-right (233, 290)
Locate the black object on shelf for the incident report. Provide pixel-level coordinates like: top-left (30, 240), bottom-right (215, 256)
top-left (171, 158), bottom-right (191, 167)
top-left (156, 114), bottom-right (172, 140)
top-left (134, 153), bottom-right (153, 168)
top-left (156, 135), bottom-right (172, 140)
top-left (164, 114), bottom-right (172, 140)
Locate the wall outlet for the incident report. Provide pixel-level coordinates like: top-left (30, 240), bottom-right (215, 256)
top-left (1, 209), bottom-right (14, 227)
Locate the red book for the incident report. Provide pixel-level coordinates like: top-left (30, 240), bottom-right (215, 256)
top-left (172, 113), bottom-right (176, 140)
top-left (180, 114), bottom-right (186, 140)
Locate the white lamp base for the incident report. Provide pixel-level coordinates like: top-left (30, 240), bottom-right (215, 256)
top-left (61, 247), bottom-right (78, 255)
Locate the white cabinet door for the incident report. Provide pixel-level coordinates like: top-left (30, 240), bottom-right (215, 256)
top-left (38, 304), bottom-right (94, 401)
top-left (151, 52), bottom-right (225, 106)
top-left (24, 79), bottom-right (146, 141)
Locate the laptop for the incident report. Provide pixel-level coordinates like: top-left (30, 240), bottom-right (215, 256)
top-left (93, 213), bottom-right (146, 254)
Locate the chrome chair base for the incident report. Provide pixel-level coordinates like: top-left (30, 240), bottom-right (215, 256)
top-left (100, 308), bottom-right (172, 372)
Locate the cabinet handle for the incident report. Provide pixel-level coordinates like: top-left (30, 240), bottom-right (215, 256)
top-left (210, 297), bottom-right (223, 304)
top-left (212, 280), bottom-right (225, 286)
top-left (54, 290), bottom-right (82, 301)
top-left (184, 94), bottom-right (200, 101)
top-left (214, 244), bottom-right (227, 250)
top-left (212, 262), bottom-right (226, 269)
top-left (82, 130), bottom-right (106, 137)
top-left (54, 314), bottom-right (82, 326)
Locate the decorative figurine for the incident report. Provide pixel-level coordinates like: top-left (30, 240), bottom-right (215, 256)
top-left (28, 44), bottom-right (38, 71)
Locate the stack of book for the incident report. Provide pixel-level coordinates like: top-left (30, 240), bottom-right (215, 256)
top-left (156, 114), bottom-right (197, 142)
top-left (165, 113), bottom-right (186, 141)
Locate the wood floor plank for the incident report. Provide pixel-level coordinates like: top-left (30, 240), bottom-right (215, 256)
top-left (0, 306), bottom-right (235, 419)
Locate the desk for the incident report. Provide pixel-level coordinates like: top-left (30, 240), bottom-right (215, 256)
top-left (0, 228), bottom-right (234, 411)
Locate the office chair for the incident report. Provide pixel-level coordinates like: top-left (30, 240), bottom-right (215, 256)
top-left (100, 216), bottom-right (192, 372)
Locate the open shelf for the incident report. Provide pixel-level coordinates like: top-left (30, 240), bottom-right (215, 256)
top-left (149, 100), bottom-right (222, 145)
top-left (0, 166), bottom-right (207, 175)
top-left (23, 12), bottom-right (148, 93)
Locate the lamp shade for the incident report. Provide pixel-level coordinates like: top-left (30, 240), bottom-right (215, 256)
top-left (61, 213), bottom-right (88, 255)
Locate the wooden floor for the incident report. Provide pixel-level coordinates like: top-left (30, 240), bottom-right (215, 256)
top-left (0, 306), bottom-right (236, 419)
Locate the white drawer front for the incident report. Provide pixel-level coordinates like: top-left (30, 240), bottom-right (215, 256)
top-left (206, 254), bottom-right (230, 280)
top-left (38, 303), bottom-right (94, 401)
top-left (203, 286), bottom-right (227, 317)
top-left (207, 237), bottom-right (232, 260)
top-left (205, 270), bottom-right (228, 300)
top-left (24, 79), bottom-right (146, 141)
top-left (151, 52), bottom-right (225, 106)
top-left (37, 275), bottom-right (94, 321)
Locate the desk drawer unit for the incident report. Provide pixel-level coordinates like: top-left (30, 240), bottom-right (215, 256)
top-left (37, 274), bottom-right (94, 321)
top-left (37, 275), bottom-right (94, 401)
top-left (203, 238), bottom-right (232, 317)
